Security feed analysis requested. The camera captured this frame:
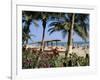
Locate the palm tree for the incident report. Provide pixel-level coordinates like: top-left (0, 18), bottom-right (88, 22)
top-left (23, 11), bottom-right (63, 52)
top-left (48, 13), bottom-right (89, 58)
top-left (23, 11), bottom-right (64, 67)
top-left (66, 13), bottom-right (75, 57)
top-left (40, 15), bottom-right (47, 52)
top-left (22, 13), bottom-right (33, 46)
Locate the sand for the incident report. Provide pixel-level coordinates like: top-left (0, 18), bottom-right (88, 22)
top-left (26, 45), bottom-right (89, 57)
top-left (44, 46), bottom-right (89, 57)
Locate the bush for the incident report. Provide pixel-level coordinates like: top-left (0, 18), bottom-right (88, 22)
top-left (22, 49), bottom-right (89, 68)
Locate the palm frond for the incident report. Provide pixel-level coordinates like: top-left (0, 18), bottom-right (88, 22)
top-left (32, 20), bottom-right (39, 27)
top-left (63, 22), bottom-right (70, 30)
top-left (48, 28), bottom-right (56, 35)
top-left (74, 24), bottom-right (89, 41)
top-left (48, 21), bottom-right (64, 27)
top-left (48, 25), bottom-right (64, 35)
top-left (48, 27), bottom-right (55, 32)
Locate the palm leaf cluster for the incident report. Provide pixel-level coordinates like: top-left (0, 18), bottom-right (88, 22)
top-left (48, 13), bottom-right (89, 41)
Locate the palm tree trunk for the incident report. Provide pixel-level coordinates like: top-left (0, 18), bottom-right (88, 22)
top-left (41, 18), bottom-right (46, 52)
top-left (35, 18), bottom-right (46, 67)
top-left (35, 28), bottom-right (45, 67)
top-left (41, 28), bottom-right (46, 51)
top-left (65, 13), bottom-right (75, 58)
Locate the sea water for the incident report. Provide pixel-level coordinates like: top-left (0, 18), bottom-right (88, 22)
top-left (47, 42), bottom-right (89, 47)
top-left (28, 42), bottom-right (89, 48)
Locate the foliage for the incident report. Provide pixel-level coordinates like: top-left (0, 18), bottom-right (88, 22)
top-left (48, 13), bottom-right (89, 41)
top-left (22, 49), bottom-right (89, 69)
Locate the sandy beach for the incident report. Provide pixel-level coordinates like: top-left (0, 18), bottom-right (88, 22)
top-left (26, 45), bottom-right (89, 58)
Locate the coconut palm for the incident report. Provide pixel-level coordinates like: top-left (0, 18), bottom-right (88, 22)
top-left (22, 13), bottom-right (33, 45)
top-left (48, 13), bottom-right (89, 58)
top-left (23, 11), bottom-right (64, 52)
top-left (22, 11), bottom-right (64, 67)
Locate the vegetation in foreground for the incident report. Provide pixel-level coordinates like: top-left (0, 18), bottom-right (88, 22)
top-left (22, 47), bottom-right (89, 69)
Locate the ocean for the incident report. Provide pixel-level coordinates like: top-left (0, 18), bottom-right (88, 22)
top-left (48, 42), bottom-right (89, 47)
top-left (30, 42), bottom-right (89, 47)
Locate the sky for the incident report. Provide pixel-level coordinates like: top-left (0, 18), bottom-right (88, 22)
top-left (28, 20), bottom-right (84, 43)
